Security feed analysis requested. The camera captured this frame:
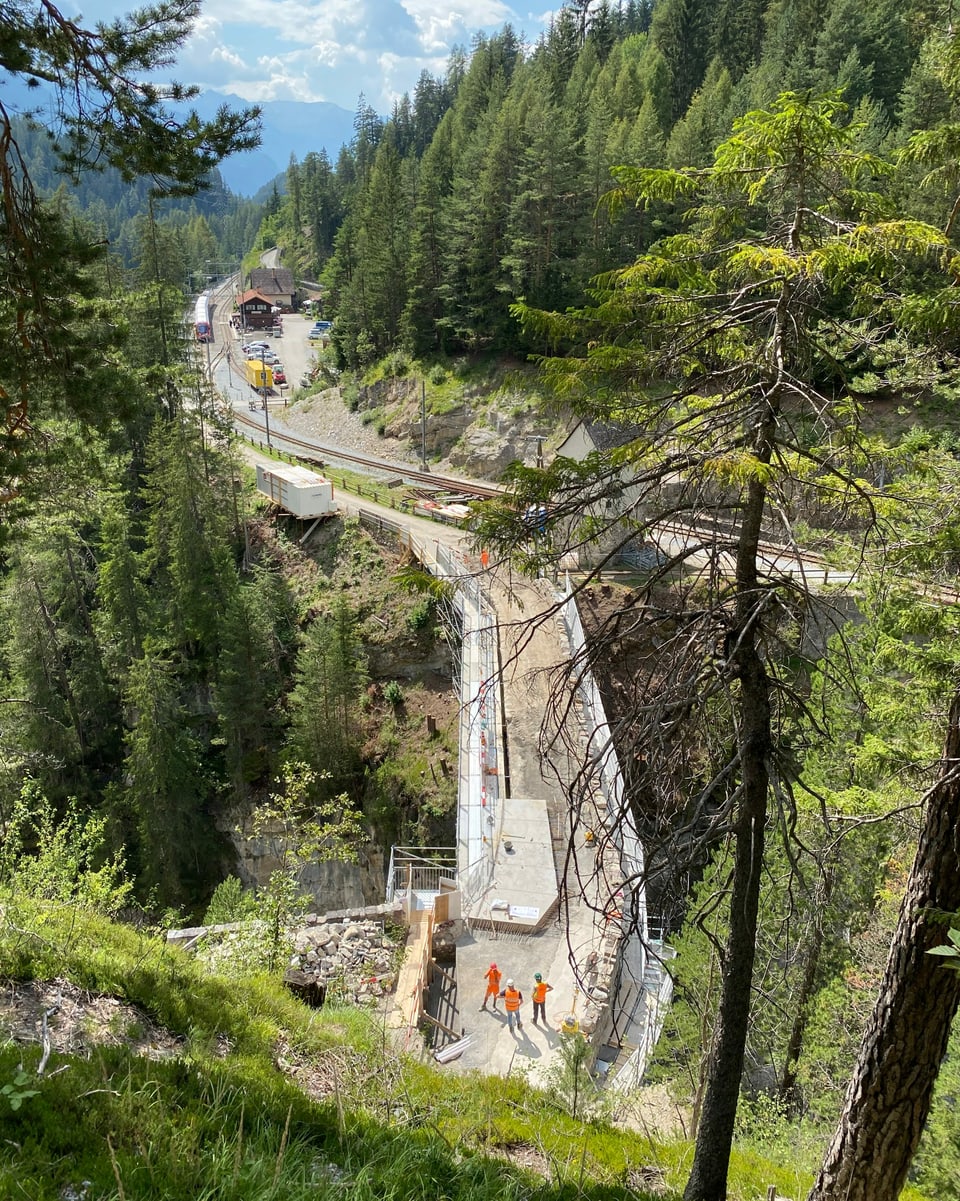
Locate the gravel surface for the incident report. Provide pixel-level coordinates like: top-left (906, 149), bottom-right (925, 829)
top-left (215, 308), bottom-right (424, 468)
top-left (281, 384), bottom-right (420, 467)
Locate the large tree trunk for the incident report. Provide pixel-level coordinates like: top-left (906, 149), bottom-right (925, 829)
top-left (808, 689), bottom-right (960, 1201)
top-left (682, 707), bottom-right (767, 1201)
top-left (684, 475), bottom-right (771, 1201)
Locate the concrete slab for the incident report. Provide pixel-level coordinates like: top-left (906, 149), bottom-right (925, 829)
top-left (464, 795), bottom-right (558, 930)
top-left (434, 925), bottom-right (612, 1086)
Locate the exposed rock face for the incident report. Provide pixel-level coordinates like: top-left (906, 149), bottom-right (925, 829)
top-left (366, 643), bottom-right (451, 679)
top-left (440, 403), bottom-right (557, 476)
top-left (350, 377), bottom-right (562, 474)
top-left (355, 376), bottom-right (416, 413)
top-left (221, 816), bottom-right (386, 913)
top-left (444, 426), bottom-right (522, 475)
top-left (412, 407), bottom-right (476, 457)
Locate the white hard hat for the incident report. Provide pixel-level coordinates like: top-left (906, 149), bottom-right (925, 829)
top-left (506, 979), bottom-right (514, 987)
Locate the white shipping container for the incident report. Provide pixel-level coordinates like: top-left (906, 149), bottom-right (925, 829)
top-left (256, 463), bottom-right (337, 519)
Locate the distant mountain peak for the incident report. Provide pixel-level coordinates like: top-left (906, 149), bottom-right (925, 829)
top-left (187, 92), bottom-right (358, 196)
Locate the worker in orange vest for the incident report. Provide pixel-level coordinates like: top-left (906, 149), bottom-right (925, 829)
top-left (531, 973), bottom-right (553, 1025)
top-left (500, 978), bottom-right (524, 1032)
top-left (480, 962), bottom-right (502, 1012)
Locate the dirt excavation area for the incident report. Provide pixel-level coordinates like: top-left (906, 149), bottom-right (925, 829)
top-left (0, 978), bottom-right (185, 1062)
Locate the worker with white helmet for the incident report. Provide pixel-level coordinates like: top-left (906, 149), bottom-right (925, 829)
top-left (500, 978), bottom-right (524, 1032)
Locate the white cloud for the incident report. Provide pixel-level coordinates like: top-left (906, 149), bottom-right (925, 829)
top-left (62, 0), bottom-right (549, 111)
top-left (209, 44), bottom-right (248, 72)
top-left (401, 0), bottom-right (515, 27)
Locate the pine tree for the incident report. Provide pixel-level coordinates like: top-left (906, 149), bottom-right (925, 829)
top-left (504, 82), bottom-right (585, 315)
top-left (650, 0), bottom-right (715, 119)
top-left (287, 600), bottom-right (368, 792)
top-left (402, 116), bottom-right (456, 354)
top-left (710, 0), bottom-right (768, 82)
top-left (666, 61), bottom-right (734, 167)
top-left (120, 647), bottom-right (208, 902)
top-left (3, 535), bottom-right (120, 806)
top-left (213, 571), bottom-right (294, 795)
top-left (439, 70), bottom-right (513, 348)
top-left (139, 415), bottom-right (236, 663)
top-left (412, 70), bottom-right (451, 156)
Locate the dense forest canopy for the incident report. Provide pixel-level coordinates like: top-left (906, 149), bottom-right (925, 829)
top-left (264, 0), bottom-right (953, 376)
top-left (0, 1), bottom-right (459, 911)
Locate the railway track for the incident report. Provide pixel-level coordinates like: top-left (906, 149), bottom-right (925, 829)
top-left (196, 273), bottom-right (505, 501)
top-left (229, 403), bottom-right (507, 500)
top-left (195, 281), bottom-right (893, 589)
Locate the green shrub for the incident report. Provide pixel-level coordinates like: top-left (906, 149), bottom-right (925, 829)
top-left (383, 680), bottom-right (404, 706)
top-left (429, 363), bottom-right (447, 385)
top-left (384, 350), bottom-right (411, 378)
top-left (408, 598), bottom-right (435, 631)
top-left (342, 378), bottom-right (360, 412)
top-left (203, 875), bottom-right (258, 925)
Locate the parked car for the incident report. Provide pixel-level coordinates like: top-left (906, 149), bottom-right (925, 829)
top-left (242, 340), bottom-right (269, 353)
top-left (272, 366), bottom-right (286, 384)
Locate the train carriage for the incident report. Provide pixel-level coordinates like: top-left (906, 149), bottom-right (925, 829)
top-left (194, 292), bottom-right (213, 343)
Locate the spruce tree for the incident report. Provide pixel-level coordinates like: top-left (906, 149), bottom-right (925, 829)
top-left (287, 599), bottom-right (368, 793)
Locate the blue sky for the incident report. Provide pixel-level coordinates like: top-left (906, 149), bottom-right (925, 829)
top-left (68, 0), bottom-right (556, 114)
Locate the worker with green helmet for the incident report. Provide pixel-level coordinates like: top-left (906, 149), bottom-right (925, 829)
top-left (532, 972), bottom-right (553, 1025)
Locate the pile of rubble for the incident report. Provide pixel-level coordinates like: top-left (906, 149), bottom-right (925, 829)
top-left (166, 902), bottom-right (405, 1010)
top-left (286, 914), bottom-right (400, 1005)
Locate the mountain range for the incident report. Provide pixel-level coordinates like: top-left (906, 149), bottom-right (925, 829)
top-left (191, 92), bottom-right (360, 195)
top-left (0, 68), bottom-right (359, 198)
top-left (188, 92), bottom-right (359, 196)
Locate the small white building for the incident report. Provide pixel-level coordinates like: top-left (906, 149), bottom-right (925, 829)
top-left (256, 464), bottom-right (337, 519)
top-left (554, 419), bottom-right (651, 568)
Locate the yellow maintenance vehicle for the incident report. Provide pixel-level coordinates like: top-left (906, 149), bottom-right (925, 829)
top-left (244, 359), bottom-right (273, 394)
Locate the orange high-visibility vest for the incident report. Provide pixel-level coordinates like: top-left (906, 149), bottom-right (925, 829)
top-left (533, 981), bottom-right (548, 1004)
top-left (504, 987), bottom-right (522, 1011)
top-left (485, 969), bottom-right (501, 992)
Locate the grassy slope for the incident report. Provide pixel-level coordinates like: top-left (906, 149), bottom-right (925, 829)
top-left (0, 900), bottom-right (840, 1201)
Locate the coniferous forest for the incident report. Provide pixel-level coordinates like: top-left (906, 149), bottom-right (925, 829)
top-left (270, 0), bottom-right (934, 371)
top-left (8, 1), bottom-right (960, 1200)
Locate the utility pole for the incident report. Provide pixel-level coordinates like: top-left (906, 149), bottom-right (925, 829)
top-left (262, 380), bottom-right (272, 449)
top-left (525, 433), bottom-right (547, 468)
top-left (420, 378), bottom-right (428, 471)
